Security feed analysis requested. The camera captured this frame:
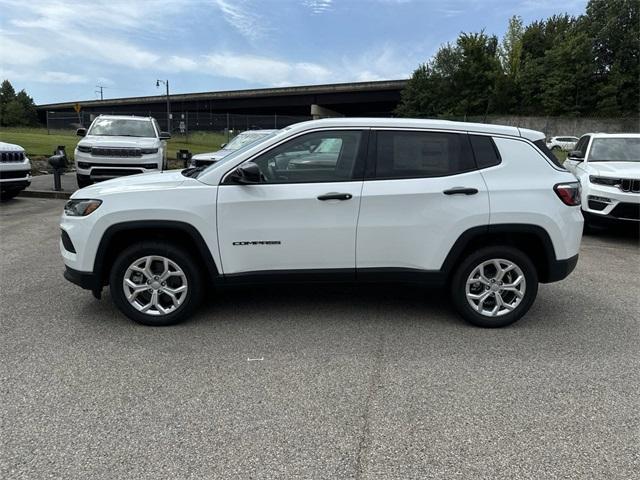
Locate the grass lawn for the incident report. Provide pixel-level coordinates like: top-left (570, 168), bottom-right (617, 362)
top-left (0, 127), bottom-right (227, 162)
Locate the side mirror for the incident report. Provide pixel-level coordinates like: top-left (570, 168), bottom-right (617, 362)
top-left (220, 143), bottom-right (227, 149)
top-left (159, 131), bottom-right (171, 140)
top-left (568, 150), bottom-right (584, 161)
top-left (76, 128), bottom-right (87, 137)
top-left (228, 162), bottom-right (262, 184)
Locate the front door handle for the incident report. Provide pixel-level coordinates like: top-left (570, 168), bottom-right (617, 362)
top-left (317, 192), bottom-right (353, 201)
top-left (443, 187), bottom-right (479, 195)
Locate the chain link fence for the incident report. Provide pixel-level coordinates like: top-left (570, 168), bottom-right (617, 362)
top-left (44, 110), bottom-right (638, 140)
top-left (44, 111), bottom-right (312, 136)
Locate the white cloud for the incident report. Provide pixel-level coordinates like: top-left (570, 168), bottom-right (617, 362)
top-left (40, 71), bottom-right (88, 84)
top-left (0, 35), bottom-right (47, 66)
top-left (201, 53), bottom-right (333, 85)
top-left (304, 0), bottom-right (334, 14)
top-left (212, 0), bottom-right (267, 42)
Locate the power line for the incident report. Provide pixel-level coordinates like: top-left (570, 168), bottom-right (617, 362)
top-left (95, 85), bottom-right (107, 100)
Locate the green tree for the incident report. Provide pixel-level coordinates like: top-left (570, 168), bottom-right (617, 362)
top-left (397, 32), bottom-right (502, 118)
top-left (586, 0), bottom-right (639, 115)
top-left (16, 90), bottom-right (38, 125)
top-left (0, 79), bottom-right (17, 126)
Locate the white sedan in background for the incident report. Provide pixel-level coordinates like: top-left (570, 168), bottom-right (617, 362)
top-left (190, 129), bottom-right (278, 167)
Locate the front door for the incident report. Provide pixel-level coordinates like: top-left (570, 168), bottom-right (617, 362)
top-left (217, 129), bottom-right (367, 276)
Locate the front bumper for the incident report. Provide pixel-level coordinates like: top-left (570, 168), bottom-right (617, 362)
top-left (582, 183), bottom-right (640, 222)
top-left (75, 151), bottom-right (162, 181)
top-left (0, 169), bottom-right (31, 191)
top-left (64, 266), bottom-right (102, 298)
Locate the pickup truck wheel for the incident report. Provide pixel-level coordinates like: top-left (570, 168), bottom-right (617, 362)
top-left (450, 246), bottom-right (538, 328)
top-left (110, 241), bottom-right (203, 326)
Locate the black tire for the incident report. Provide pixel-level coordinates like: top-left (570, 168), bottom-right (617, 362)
top-left (450, 246), bottom-right (538, 328)
top-left (77, 175), bottom-right (92, 189)
top-left (109, 241), bottom-right (204, 326)
top-left (0, 189), bottom-right (20, 202)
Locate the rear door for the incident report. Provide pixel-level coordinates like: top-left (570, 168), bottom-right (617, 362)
top-left (356, 129), bottom-right (490, 274)
top-left (217, 129), bottom-right (367, 277)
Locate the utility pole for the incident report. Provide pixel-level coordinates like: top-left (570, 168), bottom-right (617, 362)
top-left (156, 79), bottom-right (171, 132)
top-left (95, 85), bottom-right (106, 100)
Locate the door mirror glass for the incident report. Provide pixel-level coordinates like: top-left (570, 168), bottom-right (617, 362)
top-left (159, 131), bottom-right (171, 140)
top-left (76, 128), bottom-right (87, 137)
top-left (568, 150), bottom-right (584, 160)
top-left (228, 162), bottom-right (262, 184)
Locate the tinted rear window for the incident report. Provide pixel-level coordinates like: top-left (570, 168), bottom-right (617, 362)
top-left (469, 135), bottom-right (501, 169)
top-left (534, 139), bottom-right (565, 168)
top-left (375, 131), bottom-right (476, 179)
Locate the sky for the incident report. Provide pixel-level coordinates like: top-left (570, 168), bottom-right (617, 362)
top-left (0, 0), bottom-right (587, 105)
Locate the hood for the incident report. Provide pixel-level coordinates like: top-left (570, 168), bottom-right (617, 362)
top-left (586, 161), bottom-right (640, 178)
top-left (72, 170), bottom-right (187, 198)
top-left (0, 141), bottom-right (25, 152)
top-left (78, 135), bottom-right (158, 149)
top-left (191, 149), bottom-right (231, 161)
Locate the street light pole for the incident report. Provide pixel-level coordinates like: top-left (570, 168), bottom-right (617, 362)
top-left (156, 79), bottom-right (171, 132)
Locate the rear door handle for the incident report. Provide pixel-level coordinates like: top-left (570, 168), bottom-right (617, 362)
top-left (317, 192), bottom-right (353, 201)
top-left (443, 187), bottom-right (478, 195)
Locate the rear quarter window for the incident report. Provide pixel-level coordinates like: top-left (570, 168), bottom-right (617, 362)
top-left (533, 139), bottom-right (565, 168)
top-left (469, 135), bottom-right (501, 169)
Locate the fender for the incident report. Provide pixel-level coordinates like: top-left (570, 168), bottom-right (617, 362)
top-left (93, 220), bottom-right (221, 290)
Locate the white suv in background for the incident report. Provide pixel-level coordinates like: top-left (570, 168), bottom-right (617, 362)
top-left (75, 115), bottom-right (170, 188)
top-left (564, 133), bottom-right (640, 226)
top-left (60, 118), bottom-right (583, 328)
top-left (546, 136), bottom-right (579, 152)
top-left (0, 141), bottom-right (31, 201)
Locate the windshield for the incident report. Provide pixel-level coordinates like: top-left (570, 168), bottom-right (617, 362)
top-left (225, 132), bottom-right (271, 150)
top-left (589, 138), bottom-right (640, 162)
top-left (186, 131), bottom-right (279, 178)
top-left (88, 118), bottom-right (156, 137)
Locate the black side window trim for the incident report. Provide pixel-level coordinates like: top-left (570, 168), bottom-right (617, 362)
top-left (364, 130), bottom-right (480, 180)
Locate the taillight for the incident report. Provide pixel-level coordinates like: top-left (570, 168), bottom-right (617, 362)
top-left (554, 182), bottom-right (581, 206)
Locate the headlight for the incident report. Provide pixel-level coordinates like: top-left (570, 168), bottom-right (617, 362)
top-left (64, 199), bottom-right (102, 217)
top-left (589, 176), bottom-right (619, 186)
top-left (77, 145), bottom-right (92, 153)
top-left (141, 148), bottom-right (159, 154)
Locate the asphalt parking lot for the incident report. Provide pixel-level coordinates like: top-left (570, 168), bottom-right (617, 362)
top-left (1, 197), bottom-right (639, 480)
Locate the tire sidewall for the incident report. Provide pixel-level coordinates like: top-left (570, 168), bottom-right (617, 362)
top-left (451, 246), bottom-right (538, 328)
top-left (110, 241), bottom-right (203, 326)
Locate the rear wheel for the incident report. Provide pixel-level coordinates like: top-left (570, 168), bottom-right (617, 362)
top-left (450, 246), bottom-right (538, 328)
top-left (110, 241), bottom-right (203, 326)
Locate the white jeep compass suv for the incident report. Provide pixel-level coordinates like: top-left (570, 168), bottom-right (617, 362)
top-left (564, 133), bottom-right (640, 226)
top-left (0, 141), bottom-right (32, 201)
top-left (75, 115), bottom-right (170, 188)
top-left (60, 118), bottom-right (583, 328)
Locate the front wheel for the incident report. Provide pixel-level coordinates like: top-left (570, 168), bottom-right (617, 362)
top-left (77, 175), bottom-right (92, 189)
top-left (109, 241), bottom-right (203, 326)
top-left (450, 246), bottom-right (538, 328)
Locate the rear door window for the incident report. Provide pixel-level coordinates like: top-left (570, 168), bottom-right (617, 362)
top-left (373, 130), bottom-right (476, 179)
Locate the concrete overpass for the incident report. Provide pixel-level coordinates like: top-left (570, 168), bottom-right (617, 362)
top-left (37, 80), bottom-right (407, 129)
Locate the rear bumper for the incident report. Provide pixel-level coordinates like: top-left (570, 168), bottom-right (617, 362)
top-left (545, 254), bottom-right (579, 283)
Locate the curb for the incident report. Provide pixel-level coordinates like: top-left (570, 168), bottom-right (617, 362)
top-left (19, 189), bottom-right (72, 200)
